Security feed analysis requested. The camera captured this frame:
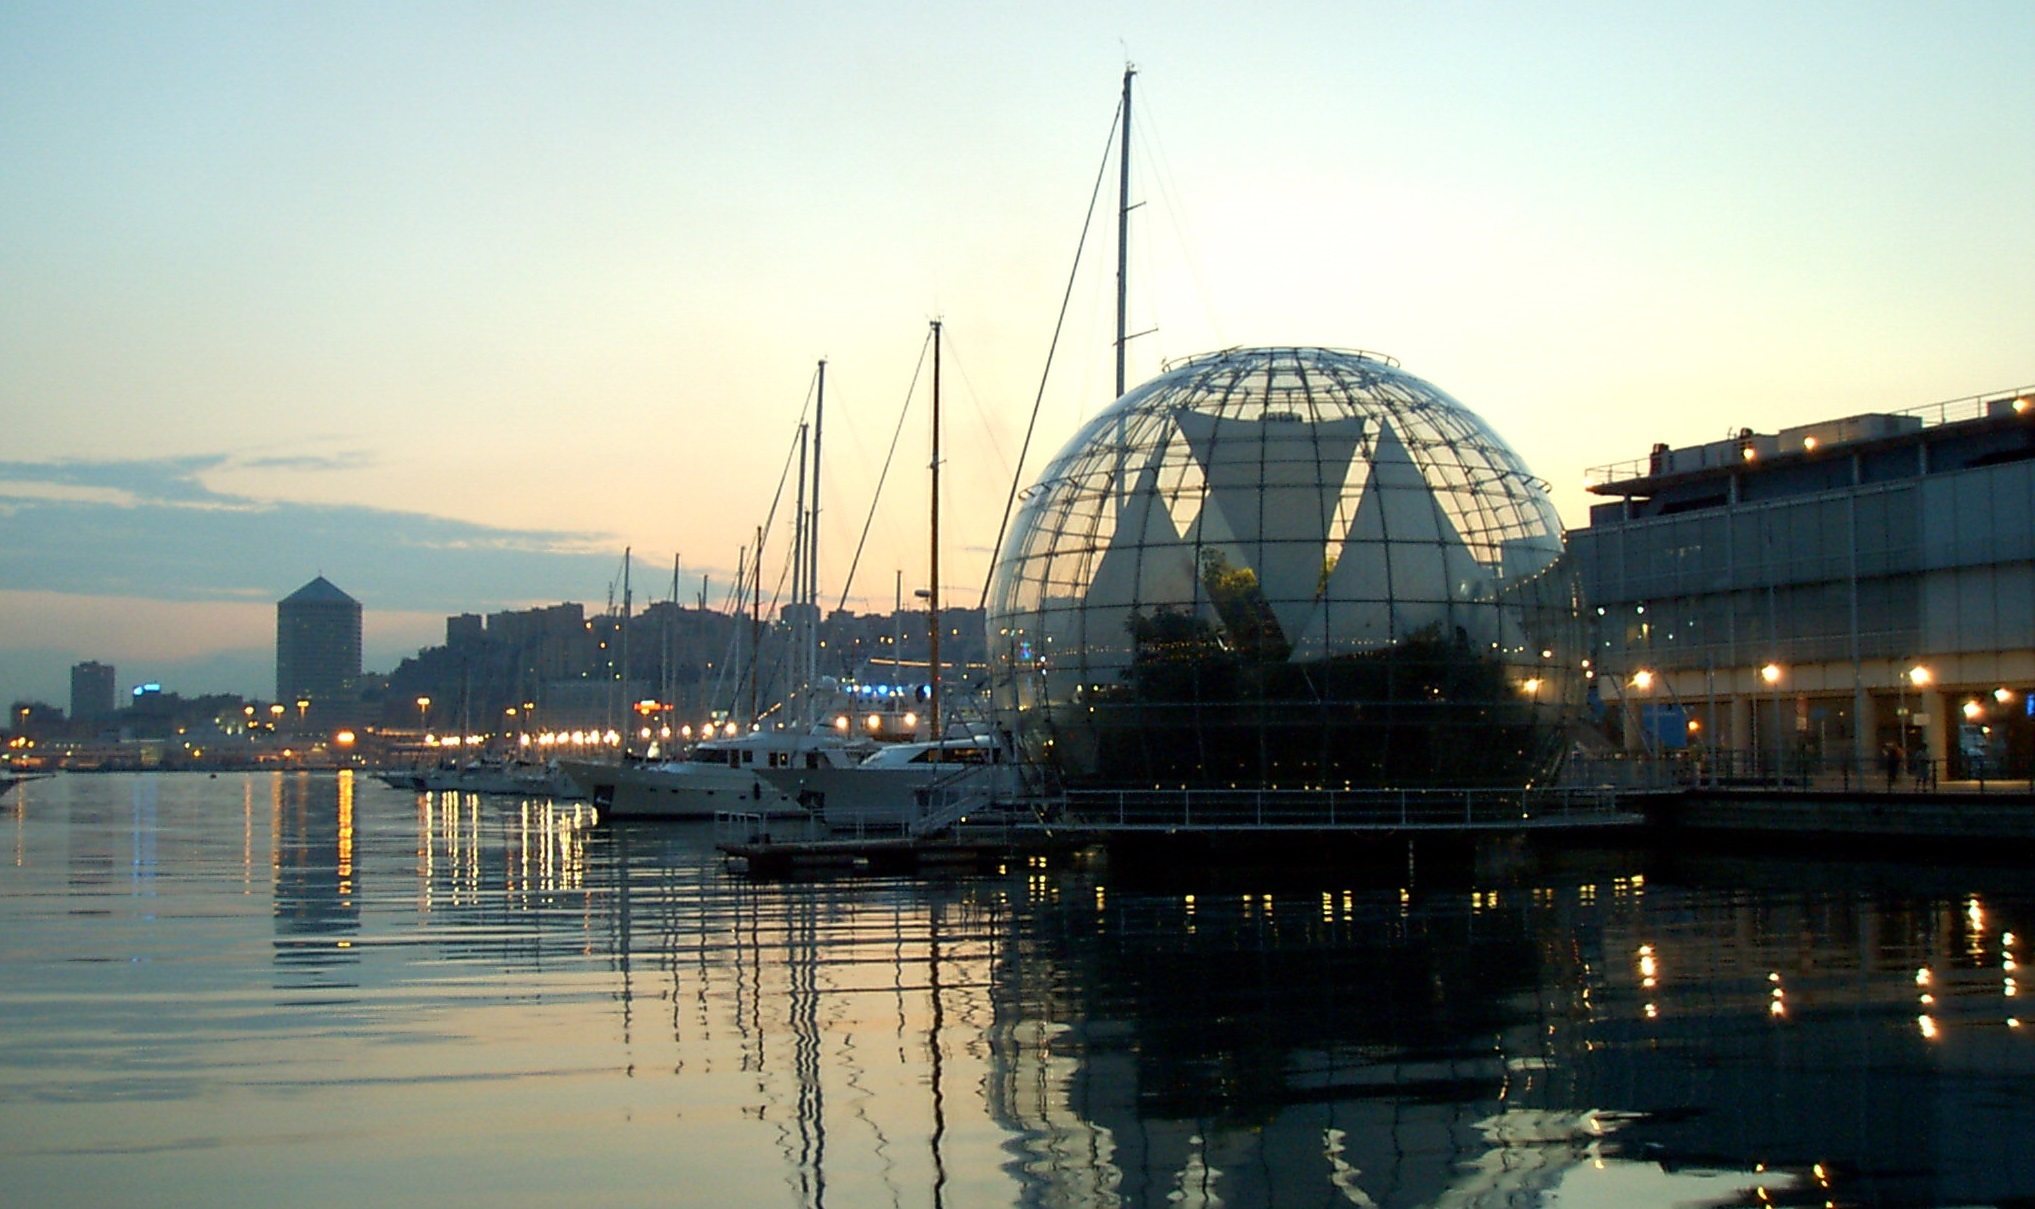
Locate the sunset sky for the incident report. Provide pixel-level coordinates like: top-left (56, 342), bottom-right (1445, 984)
top-left (2, 1), bottom-right (2029, 706)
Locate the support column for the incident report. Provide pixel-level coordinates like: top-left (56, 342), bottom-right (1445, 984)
top-left (1915, 689), bottom-right (1947, 781)
top-left (1729, 695), bottom-right (1753, 774)
top-left (1853, 685), bottom-right (1878, 774)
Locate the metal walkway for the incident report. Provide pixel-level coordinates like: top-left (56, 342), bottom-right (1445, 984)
top-left (1032, 785), bottom-right (1639, 834)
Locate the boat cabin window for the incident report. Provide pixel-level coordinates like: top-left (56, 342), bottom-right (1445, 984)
top-left (768, 751), bottom-right (790, 768)
top-left (911, 746), bottom-right (992, 764)
top-left (691, 748), bottom-right (732, 765)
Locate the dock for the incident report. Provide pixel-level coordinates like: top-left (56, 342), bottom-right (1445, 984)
top-left (713, 784), bottom-right (1644, 879)
top-left (719, 831), bottom-right (1071, 878)
top-left (1633, 782), bottom-right (2035, 847)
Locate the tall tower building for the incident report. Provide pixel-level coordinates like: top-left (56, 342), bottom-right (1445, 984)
top-left (276, 576), bottom-right (362, 703)
top-left (70, 661), bottom-right (116, 723)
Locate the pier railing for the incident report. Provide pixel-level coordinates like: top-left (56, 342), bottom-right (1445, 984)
top-left (1562, 749), bottom-right (2035, 796)
top-left (1047, 785), bottom-right (1630, 832)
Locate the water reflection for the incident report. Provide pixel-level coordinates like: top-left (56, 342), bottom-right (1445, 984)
top-left (575, 824), bottom-right (2035, 1206)
top-left (5, 774), bottom-right (2035, 1206)
top-left (271, 770), bottom-right (360, 992)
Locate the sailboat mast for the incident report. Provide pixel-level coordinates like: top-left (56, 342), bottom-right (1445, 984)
top-left (665, 554), bottom-right (679, 731)
top-left (750, 524), bottom-right (763, 729)
top-left (1115, 64), bottom-right (1134, 399)
top-left (929, 319), bottom-right (943, 748)
top-left (810, 359), bottom-right (825, 691)
top-left (793, 420), bottom-right (809, 726)
top-left (619, 546), bottom-right (632, 744)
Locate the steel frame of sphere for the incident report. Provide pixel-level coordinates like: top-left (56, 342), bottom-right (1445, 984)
top-left (987, 347), bottom-right (1582, 793)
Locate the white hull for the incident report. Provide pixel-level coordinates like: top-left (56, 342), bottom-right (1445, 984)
top-left (560, 727), bottom-right (878, 820)
top-left (754, 738), bottom-right (1024, 832)
top-left (415, 765), bottom-right (585, 799)
top-left (758, 762), bottom-right (1021, 830)
top-left (565, 759), bottom-right (811, 819)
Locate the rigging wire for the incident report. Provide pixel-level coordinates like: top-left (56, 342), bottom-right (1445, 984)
top-left (976, 96), bottom-right (1124, 611)
top-left (939, 332), bottom-right (1012, 481)
top-left (836, 327), bottom-right (933, 613)
top-left (1134, 80), bottom-right (1226, 353)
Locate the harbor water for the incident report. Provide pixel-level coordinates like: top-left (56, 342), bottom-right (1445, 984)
top-left (3, 771), bottom-right (2033, 1208)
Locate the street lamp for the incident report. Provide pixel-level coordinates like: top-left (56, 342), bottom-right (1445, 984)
top-left (416, 696), bottom-right (431, 733)
top-left (1761, 663), bottom-right (1784, 780)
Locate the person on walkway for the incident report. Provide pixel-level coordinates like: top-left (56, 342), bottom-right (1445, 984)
top-left (1910, 742), bottom-right (1932, 790)
top-left (1882, 742), bottom-right (1902, 791)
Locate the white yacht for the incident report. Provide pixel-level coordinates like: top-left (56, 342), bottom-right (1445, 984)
top-left (753, 735), bottom-right (1024, 833)
top-left (413, 760), bottom-right (585, 799)
top-left (560, 729), bottom-right (878, 820)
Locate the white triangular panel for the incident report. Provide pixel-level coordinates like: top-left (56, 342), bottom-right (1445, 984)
top-left (1082, 452), bottom-right (1203, 670)
top-left (1174, 409), bottom-right (1366, 645)
top-left (1291, 418), bottom-right (1494, 660)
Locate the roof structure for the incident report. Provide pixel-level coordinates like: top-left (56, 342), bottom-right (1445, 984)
top-left (279, 576), bottom-right (358, 606)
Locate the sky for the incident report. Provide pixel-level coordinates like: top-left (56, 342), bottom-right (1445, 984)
top-left (2, 1), bottom-right (2030, 708)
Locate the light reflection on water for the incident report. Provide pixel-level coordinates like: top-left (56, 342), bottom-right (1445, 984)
top-left (2, 771), bottom-right (2034, 1208)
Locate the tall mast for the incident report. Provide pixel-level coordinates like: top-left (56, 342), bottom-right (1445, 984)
top-left (729, 546), bottom-right (745, 725)
top-left (665, 554), bottom-right (679, 731)
top-left (618, 546), bottom-right (631, 745)
top-left (1115, 64), bottom-right (1135, 399)
top-left (793, 419), bottom-right (809, 725)
top-left (750, 524), bottom-right (763, 729)
top-left (929, 319), bottom-right (943, 750)
top-left (810, 359), bottom-right (825, 692)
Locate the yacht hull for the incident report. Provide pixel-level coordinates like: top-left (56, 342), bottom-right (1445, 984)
top-left (561, 759), bottom-right (811, 819)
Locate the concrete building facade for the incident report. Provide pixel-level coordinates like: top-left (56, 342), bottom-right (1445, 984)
top-left (276, 576), bottom-right (362, 705)
top-left (1571, 384), bottom-right (2035, 781)
top-left (69, 661), bottom-right (116, 724)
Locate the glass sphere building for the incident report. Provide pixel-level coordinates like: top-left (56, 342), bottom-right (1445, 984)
top-left (987, 347), bottom-right (1583, 792)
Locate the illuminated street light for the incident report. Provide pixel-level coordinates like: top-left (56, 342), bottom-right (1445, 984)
top-left (1761, 664), bottom-right (1784, 780)
top-left (416, 696), bottom-right (431, 732)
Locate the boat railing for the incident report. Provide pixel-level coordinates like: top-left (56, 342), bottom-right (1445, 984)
top-left (908, 776), bottom-right (1000, 839)
top-left (714, 810), bottom-right (777, 845)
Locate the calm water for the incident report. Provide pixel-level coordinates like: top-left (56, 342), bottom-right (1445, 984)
top-left (3, 772), bottom-right (2033, 1208)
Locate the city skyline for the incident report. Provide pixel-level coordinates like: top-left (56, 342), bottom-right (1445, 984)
top-left (3, 2), bottom-right (2030, 707)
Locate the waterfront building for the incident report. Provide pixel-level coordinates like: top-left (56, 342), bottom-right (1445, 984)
top-left (988, 346), bottom-right (1582, 794)
top-left (69, 661), bottom-right (116, 724)
top-left (275, 576), bottom-right (362, 705)
top-left (1571, 384), bottom-right (2035, 780)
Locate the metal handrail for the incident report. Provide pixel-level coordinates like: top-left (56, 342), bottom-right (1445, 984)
top-left (1049, 784), bottom-right (1626, 830)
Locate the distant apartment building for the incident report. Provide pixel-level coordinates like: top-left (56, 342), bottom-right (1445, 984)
top-left (276, 576), bottom-right (362, 704)
top-left (1571, 383), bottom-right (2035, 779)
top-left (69, 661), bottom-right (116, 723)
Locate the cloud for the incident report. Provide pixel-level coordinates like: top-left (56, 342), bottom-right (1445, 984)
top-left (0, 454), bottom-right (623, 613)
top-left (0, 454), bottom-right (239, 506)
top-left (236, 452), bottom-right (377, 473)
